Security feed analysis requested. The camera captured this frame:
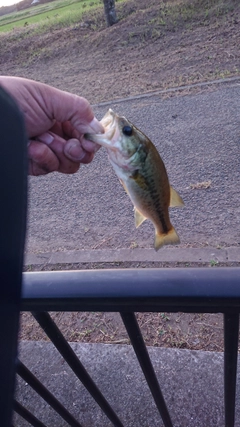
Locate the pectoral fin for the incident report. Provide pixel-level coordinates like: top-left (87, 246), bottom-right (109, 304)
top-left (134, 208), bottom-right (147, 228)
top-left (170, 186), bottom-right (184, 207)
top-left (154, 226), bottom-right (180, 251)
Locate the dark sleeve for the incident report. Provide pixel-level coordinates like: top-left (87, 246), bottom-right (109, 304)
top-left (0, 86), bottom-right (28, 426)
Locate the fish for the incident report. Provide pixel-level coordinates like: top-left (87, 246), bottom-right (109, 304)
top-left (85, 109), bottom-right (184, 250)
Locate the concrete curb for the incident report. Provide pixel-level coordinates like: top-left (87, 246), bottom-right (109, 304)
top-left (93, 75), bottom-right (240, 108)
top-left (24, 247), bottom-right (240, 266)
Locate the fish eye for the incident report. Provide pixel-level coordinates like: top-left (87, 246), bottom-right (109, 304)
top-left (122, 125), bottom-right (133, 137)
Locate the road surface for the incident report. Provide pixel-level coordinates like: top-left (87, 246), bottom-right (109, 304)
top-left (25, 82), bottom-right (240, 255)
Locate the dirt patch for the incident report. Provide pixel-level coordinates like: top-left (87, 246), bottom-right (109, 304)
top-left (19, 311), bottom-right (225, 351)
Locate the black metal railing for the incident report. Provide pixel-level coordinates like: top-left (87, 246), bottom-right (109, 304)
top-left (10, 268), bottom-right (239, 427)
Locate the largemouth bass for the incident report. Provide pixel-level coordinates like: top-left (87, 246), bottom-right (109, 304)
top-left (85, 109), bottom-right (184, 250)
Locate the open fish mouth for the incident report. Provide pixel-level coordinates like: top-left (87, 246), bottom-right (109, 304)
top-left (84, 109), bottom-right (118, 148)
top-left (99, 109), bottom-right (118, 142)
top-left (101, 108), bottom-right (115, 129)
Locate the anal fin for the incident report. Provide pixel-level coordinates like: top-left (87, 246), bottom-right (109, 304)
top-left (170, 186), bottom-right (184, 207)
top-left (134, 208), bottom-right (147, 228)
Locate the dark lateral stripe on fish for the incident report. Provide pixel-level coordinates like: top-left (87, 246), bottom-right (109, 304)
top-left (152, 199), bottom-right (169, 234)
top-left (139, 172), bottom-right (170, 235)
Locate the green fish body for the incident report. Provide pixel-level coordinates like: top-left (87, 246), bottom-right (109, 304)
top-left (85, 109), bottom-right (184, 250)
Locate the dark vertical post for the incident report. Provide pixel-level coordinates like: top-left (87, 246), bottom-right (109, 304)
top-left (0, 88), bottom-right (27, 426)
top-left (103, 0), bottom-right (118, 26)
top-left (224, 313), bottom-right (239, 427)
top-left (121, 312), bottom-right (173, 427)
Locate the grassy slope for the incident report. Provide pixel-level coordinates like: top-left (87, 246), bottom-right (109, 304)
top-left (0, 0), bottom-right (102, 31)
top-left (1, 0), bottom-right (238, 33)
top-left (0, 0), bottom-right (239, 103)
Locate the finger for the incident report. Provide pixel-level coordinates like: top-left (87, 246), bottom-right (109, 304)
top-left (50, 121), bottom-right (73, 139)
top-left (62, 121), bottom-right (75, 138)
top-left (64, 139), bottom-right (94, 164)
top-left (28, 140), bottom-right (60, 176)
top-left (81, 136), bottom-right (101, 153)
top-left (38, 132), bottom-right (82, 173)
top-left (49, 122), bottom-right (99, 151)
top-left (49, 121), bottom-right (64, 138)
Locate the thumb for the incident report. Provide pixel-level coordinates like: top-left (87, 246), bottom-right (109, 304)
top-left (48, 87), bottom-right (104, 134)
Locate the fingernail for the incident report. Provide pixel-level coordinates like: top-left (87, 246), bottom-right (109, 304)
top-left (89, 117), bottom-right (104, 133)
top-left (66, 140), bottom-right (85, 160)
top-left (38, 132), bottom-right (54, 145)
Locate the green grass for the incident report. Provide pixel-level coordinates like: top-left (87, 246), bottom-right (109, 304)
top-left (0, 0), bottom-right (237, 35)
top-left (0, 0), bottom-right (101, 32)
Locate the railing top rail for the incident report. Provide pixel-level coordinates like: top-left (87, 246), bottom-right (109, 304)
top-left (22, 268), bottom-right (240, 313)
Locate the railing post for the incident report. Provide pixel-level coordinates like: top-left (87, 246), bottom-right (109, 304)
top-left (121, 312), bottom-right (173, 427)
top-left (17, 360), bottom-right (83, 427)
top-left (224, 313), bottom-right (239, 427)
top-left (14, 401), bottom-right (47, 427)
top-left (32, 311), bottom-right (124, 427)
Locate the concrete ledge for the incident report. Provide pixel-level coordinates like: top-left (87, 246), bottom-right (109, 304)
top-left (24, 247), bottom-right (240, 266)
top-left (15, 342), bottom-right (240, 427)
top-left (93, 75), bottom-right (240, 108)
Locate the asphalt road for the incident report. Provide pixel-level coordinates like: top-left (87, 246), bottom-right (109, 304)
top-left (25, 82), bottom-right (240, 254)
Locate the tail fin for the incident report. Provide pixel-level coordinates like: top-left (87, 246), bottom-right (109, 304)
top-left (154, 226), bottom-right (180, 251)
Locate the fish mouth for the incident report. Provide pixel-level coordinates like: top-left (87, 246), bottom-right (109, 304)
top-left (101, 108), bottom-right (115, 129)
top-left (84, 109), bottom-right (118, 149)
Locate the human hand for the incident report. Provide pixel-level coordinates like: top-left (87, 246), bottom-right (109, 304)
top-left (0, 76), bottom-right (104, 175)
